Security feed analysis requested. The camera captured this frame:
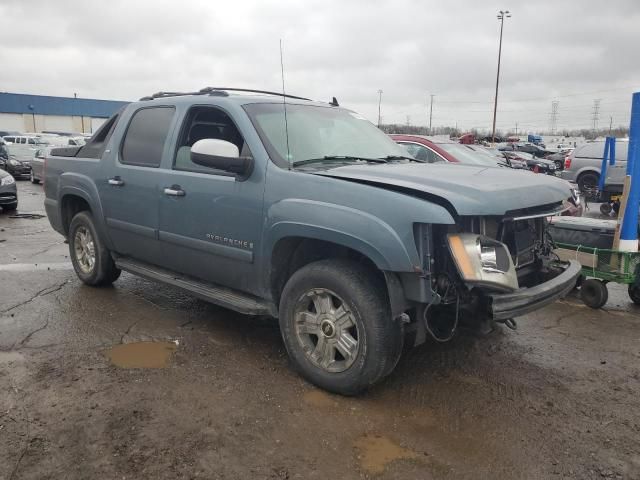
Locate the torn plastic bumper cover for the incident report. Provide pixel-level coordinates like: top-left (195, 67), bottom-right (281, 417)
top-left (488, 260), bottom-right (581, 320)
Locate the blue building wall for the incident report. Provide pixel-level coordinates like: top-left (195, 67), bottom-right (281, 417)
top-left (0, 92), bottom-right (129, 118)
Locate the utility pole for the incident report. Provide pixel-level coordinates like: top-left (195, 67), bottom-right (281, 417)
top-left (609, 116), bottom-right (613, 135)
top-left (377, 89), bottom-right (383, 127)
top-left (592, 98), bottom-right (601, 133)
top-left (429, 94), bottom-right (435, 134)
top-left (550, 100), bottom-right (559, 135)
top-left (491, 10), bottom-right (511, 144)
top-left (515, 122), bottom-right (518, 136)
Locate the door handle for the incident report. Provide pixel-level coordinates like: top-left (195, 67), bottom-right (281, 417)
top-left (164, 186), bottom-right (185, 197)
top-left (108, 177), bottom-right (124, 186)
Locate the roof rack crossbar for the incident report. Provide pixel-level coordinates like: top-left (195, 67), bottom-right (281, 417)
top-left (139, 87), bottom-right (311, 102)
top-left (200, 87), bottom-right (311, 101)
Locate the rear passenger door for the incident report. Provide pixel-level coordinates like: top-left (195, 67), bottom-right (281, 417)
top-left (98, 106), bottom-right (177, 267)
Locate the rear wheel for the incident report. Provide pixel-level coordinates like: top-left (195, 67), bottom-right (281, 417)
top-left (69, 211), bottom-right (121, 286)
top-left (577, 172), bottom-right (599, 200)
top-left (279, 259), bottom-right (403, 395)
top-left (628, 285), bottom-right (640, 305)
top-left (581, 279), bottom-right (608, 309)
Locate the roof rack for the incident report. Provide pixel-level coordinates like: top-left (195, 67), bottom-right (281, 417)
top-left (139, 87), bottom-right (311, 102)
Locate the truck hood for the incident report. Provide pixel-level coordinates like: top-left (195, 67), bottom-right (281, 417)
top-left (315, 163), bottom-right (571, 216)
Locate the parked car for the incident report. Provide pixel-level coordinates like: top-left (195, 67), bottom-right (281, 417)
top-left (0, 169), bottom-right (17, 212)
top-left (544, 151), bottom-right (566, 170)
top-left (391, 134), bottom-right (513, 168)
top-left (0, 152), bottom-right (32, 178)
top-left (465, 145), bottom-right (527, 169)
top-left (501, 151), bottom-right (557, 175)
top-left (44, 88), bottom-right (580, 394)
top-left (30, 146), bottom-right (51, 184)
top-left (560, 140), bottom-right (629, 200)
top-left (0, 130), bottom-right (21, 138)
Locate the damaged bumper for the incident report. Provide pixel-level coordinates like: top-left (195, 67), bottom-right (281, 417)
top-left (488, 260), bottom-right (581, 320)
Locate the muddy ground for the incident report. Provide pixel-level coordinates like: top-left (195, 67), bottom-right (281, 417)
top-left (1, 181), bottom-right (639, 479)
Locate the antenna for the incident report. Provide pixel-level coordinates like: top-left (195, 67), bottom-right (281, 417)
top-left (280, 39), bottom-right (291, 169)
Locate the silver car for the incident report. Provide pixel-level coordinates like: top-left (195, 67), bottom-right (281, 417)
top-left (30, 146), bottom-right (52, 184)
top-left (560, 140), bottom-right (628, 196)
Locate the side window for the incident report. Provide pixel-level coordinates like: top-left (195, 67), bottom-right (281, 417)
top-left (173, 106), bottom-right (251, 175)
top-left (28, 138), bottom-right (37, 145)
top-left (400, 143), bottom-right (442, 163)
top-left (4, 137), bottom-right (14, 143)
top-left (121, 107), bottom-right (175, 167)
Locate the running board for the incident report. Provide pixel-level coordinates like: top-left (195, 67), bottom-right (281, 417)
top-left (114, 257), bottom-right (274, 316)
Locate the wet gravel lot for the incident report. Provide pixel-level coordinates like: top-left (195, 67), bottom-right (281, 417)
top-left (1, 180), bottom-right (639, 479)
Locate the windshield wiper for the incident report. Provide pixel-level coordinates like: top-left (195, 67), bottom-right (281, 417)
top-left (381, 155), bottom-right (425, 163)
top-left (293, 155), bottom-right (388, 167)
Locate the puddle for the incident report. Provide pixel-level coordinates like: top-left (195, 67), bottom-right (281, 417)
top-left (303, 390), bottom-right (337, 408)
top-left (354, 434), bottom-right (422, 474)
top-left (104, 341), bottom-right (176, 369)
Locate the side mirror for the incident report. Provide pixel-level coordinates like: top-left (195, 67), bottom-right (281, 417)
top-left (191, 139), bottom-right (253, 178)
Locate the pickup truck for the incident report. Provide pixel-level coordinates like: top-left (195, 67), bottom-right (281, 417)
top-left (44, 87), bottom-right (581, 394)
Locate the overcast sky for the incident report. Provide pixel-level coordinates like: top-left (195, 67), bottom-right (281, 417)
top-left (1, 0), bottom-right (639, 133)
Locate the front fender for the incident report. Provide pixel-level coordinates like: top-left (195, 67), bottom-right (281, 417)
top-left (266, 198), bottom-right (417, 272)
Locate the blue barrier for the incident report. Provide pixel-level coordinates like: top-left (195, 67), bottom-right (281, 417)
top-left (619, 92), bottom-right (640, 251)
top-left (598, 137), bottom-right (615, 191)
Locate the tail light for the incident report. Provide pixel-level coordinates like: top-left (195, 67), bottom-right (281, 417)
top-left (564, 156), bottom-right (571, 170)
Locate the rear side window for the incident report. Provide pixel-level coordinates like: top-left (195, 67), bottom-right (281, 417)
top-left (120, 107), bottom-right (175, 167)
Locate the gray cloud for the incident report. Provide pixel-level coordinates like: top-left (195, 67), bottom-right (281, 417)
top-left (1, 0), bottom-right (639, 132)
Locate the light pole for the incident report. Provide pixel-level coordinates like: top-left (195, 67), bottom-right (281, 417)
top-left (377, 89), bottom-right (383, 127)
top-left (491, 10), bottom-right (511, 144)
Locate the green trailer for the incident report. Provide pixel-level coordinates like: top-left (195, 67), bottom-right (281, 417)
top-left (555, 242), bottom-right (640, 308)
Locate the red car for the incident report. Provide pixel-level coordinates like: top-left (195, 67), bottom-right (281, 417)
top-left (390, 134), bottom-right (510, 167)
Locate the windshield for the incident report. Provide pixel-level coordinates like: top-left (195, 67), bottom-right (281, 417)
top-left (436, 143), bottom-right (503, 166)
top-left (244, 103), bottom-right (406, 167)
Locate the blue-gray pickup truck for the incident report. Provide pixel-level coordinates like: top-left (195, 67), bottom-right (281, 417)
top-left (44, 87), bottom-right (581, 394)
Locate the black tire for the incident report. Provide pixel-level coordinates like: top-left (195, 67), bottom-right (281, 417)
top-left (599, 203), bottom-right (612, 216)
top-left (3, 202), bottom-right (17, 212)
top-left (68, 211), bottom-right (121, 286)
top-left (577, 172), bottom-right (599, 200)
top-left (30, 170), bottom-right (40, 184)
top-left (575, 274), bottom-right (585, 289)
top-left (581, 279), bottom-right (608, 309)
top-left (279, 259), bottom-right (403, 395)
top-left (628, 285), bottom-right (640, 305)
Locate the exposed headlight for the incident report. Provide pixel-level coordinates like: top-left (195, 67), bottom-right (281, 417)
top-left (447, 233), bottom-right (518, 291)
top-left (1, 175), bottom-right (15, 186)
top-left (8, 159), bottom-right (20, 166)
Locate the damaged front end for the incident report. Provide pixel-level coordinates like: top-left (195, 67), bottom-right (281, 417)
top-left (411, 201), bottom-right (581, 342)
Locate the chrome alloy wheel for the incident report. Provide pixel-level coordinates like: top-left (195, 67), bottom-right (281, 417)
top-left (293, 288), bottom-right (360, 373)
top-left (74, 226), bottom-right (96, 274)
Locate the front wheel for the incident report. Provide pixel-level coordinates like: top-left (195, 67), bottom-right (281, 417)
top-left (68, 211), bottom-right (121, 286)
top-left (628, 285), bottom-right (640, 305)
top-left (279, 259), bottom-right (403, 395)
top-left (581, 279), bottom-right (608, 309)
